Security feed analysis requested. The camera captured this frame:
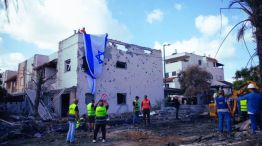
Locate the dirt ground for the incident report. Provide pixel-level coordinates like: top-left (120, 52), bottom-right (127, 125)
top-left (0, 117), bottom-right (220, 146)
top-left (2, 116), bottom-right (262, 146)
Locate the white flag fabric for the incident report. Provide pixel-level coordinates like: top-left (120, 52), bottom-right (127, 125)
top-left (83, 33), bottom-right (108, 94)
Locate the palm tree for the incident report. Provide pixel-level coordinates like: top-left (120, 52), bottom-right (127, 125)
top-left (228, 0), bottom-right (262, 87)
top-left (0, 0), bottom-right (19, 22)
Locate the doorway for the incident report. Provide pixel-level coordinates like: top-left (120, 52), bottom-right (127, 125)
top-left (61, 93), bottom-right (70, 117)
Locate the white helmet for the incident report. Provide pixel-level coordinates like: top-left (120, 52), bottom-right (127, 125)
top-left (247, 84), bottom-right (256, 89)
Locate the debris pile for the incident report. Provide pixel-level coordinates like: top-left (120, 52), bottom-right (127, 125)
top-left (1, 105), bottom-right (262, 146)
top-left (0, 113), bottom-right (70, 145)
top-left (0, 115), bottom-right (47, 142)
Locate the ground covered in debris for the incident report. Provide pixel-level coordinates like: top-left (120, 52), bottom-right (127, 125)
top-left (1, 106), bottom-right (262, 146)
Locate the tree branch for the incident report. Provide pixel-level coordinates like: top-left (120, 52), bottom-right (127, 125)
top-left (214, 19), bottom-right (250, 58)
top-left (43, 71), bottom-right (57, 83)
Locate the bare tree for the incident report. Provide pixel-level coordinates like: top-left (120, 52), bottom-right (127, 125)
top-left (32, 67), bottom-right (57, 117)
top-left (178, 66), bottom-right (212, 98)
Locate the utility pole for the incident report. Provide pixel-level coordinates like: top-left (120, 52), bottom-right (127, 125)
top-left (163, 44), bottom-right (171, 89)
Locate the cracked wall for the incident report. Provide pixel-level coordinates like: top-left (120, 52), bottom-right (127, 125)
top-left (76, 36), bottom-right (164, 115)
top-left (56, 33), bottom-right (163, 116)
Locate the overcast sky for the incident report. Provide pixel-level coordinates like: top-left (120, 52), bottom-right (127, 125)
top-left (0, 0), bottom-right (257, 82)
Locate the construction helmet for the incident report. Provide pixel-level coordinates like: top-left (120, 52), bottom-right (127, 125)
top-left (247, 84), bottom-right (256, 89)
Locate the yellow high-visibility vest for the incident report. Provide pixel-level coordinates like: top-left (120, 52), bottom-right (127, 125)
top-left (240, 100), bottom-right (247, 112)
top-left (96, 106), bottom-right (107, 117)
top-left (87, 103), bottom-right (95, 116)
top-left (68, 104), bottom-right (77, 115)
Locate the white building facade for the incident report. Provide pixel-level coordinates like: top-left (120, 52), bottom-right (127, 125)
top-left (165, 52), bottom-right (225, 89)
top-left (55, 33), bottom-right (164, 116)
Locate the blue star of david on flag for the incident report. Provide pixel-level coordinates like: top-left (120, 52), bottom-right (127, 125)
top-left (96, 50), bottom-right (104, 64)
top-left (83, 33), bottom-right (108, 94)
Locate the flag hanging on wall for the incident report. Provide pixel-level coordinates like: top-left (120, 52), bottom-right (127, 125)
top-left (83, 33), bottom-right (108, 94)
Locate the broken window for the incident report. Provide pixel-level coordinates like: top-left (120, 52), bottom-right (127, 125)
top-left (198, 60), bottom-right (202, 65)
top-left (165, 73), bottom-right (169, 78)
top-left (64, 59), bottom-right (71, 72)
top-left (81, 56), bottom-right (89, 72)
top-left (117, 93), bottom-right (126, 105)
top-left (116, 61), bottom-right (127, 69)
top-left (172, 71), bottom-right (176, 76)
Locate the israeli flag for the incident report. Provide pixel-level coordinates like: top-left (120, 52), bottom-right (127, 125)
top-left (83, 33), bottom-right (108, 94)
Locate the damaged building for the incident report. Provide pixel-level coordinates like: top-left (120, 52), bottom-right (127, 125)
top-left (55, 33), bottom-right (163, 116)
top-left (1, 33), bottom-right (164, 118)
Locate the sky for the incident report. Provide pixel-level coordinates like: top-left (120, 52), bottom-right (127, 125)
top-left (0, 0), bottom-right (258, 82)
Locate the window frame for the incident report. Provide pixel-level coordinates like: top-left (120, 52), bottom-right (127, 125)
top-left (117, 93), bottom-right (127, 105)
top-left (64, 59), bottom-right (71, 72)
top-left (116, 61), bottom-right (127, 69)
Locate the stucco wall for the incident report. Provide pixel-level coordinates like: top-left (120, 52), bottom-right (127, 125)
top-left (56, 35), bottom-right (78, 89)
top-left (75, 36), bottom-right (164, 115)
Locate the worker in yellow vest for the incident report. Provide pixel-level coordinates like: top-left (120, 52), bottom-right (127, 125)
top-left (133, 96), bottom-right (140, 125)
top-left (87, 99), bottom-right (95, 132)
top-left (66, 99), bottom-right (79, 144)
top-left (93, 99), bottom-right (109, 143)
top-left (240, 99), bottom-right (248, 121)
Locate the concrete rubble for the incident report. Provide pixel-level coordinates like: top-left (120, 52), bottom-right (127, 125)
top-left (1, 105), bottom-right (262, 146)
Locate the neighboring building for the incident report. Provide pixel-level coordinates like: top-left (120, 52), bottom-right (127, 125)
top-left (2, 70), bottom-right (17, 94)
top-left (2, 33), bottom-right (164, 117)
top-left (16, 54), bottom-right (49, 93)
top-left (4, 74), bottom-right (17, 94)
top-left (165, 52), bottom-right (226, 89)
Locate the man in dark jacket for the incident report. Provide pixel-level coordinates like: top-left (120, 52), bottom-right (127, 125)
top-left (174, 96), bottom-right (180, 119)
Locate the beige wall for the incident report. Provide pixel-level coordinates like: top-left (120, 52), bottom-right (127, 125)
top-left (16, 61), bottom-right (27, 92)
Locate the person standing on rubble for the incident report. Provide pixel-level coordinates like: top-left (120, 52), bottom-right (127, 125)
top-left (141, 95), bottom-right (151, 126)
top-left (66, 98), bottom-right (79, 144)
top-left (133, 96), bottom-right (140, 125)
top-left (237, 84), bottom-right (262, 134)
top-left (93, 99), bottom-right (109, 143)
top-left (215, 89), bottom-right (232, 134)
top-left (174, 96), bottom-right (180, 119)
top-left (87, 99), bottom-right (96, 132)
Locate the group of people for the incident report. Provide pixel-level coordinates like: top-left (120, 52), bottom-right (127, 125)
top-left (66, 94), bottom-right (152, 144)
top-left (66, 98), bottom-right (109, 144)
top-left (132, 95), bottom-right (152, 126)
top-left (215, 83), bottom-right (262, 136)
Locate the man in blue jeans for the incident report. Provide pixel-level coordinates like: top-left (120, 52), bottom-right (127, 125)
top-left (215, 89), bottom-right (232, 134)
top-left (237, 84), bottom-right (262, 134)
top-left (66, 99), bottom-right (79, 144)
